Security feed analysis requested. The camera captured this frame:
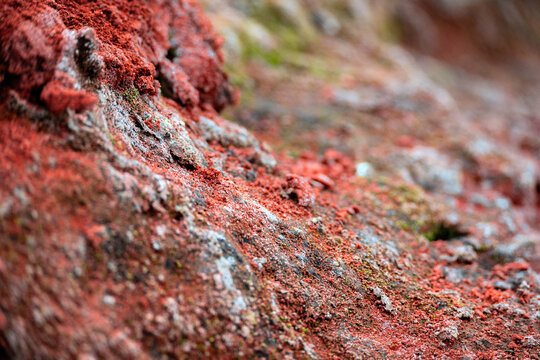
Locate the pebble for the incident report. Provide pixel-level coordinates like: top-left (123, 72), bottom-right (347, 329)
top-left (437, 322), bottom-right (459, 343)
top-left (494, 281), bottom-right (513, 291)
top-left (355, 162), bottom-right (374, 178)
top-left (252, 257), bottom-right (267, 270)
top-left (372, 286), bottom-right (395, 314)
top-left (523, 336), bottom-right (539, 347)
top-left (310, 173), bottom-right (334, 189)
top-left (455, 306), bottom-right (474, 320)
top-left (102, 295), bottom-right (116, 306)
top-left (283, 175), bottom-right (316, 207)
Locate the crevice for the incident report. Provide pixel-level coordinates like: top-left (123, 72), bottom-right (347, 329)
top-left (166, 47), bottom-right (178, 61)
top-left (156, 73), bottom-right (175, 101)
top-left (0, 335), bottom-right (12, 360)
top-left (75, 30), bottom-right (103, 80)
top-left (423, 221), bottom-right (468, 242)
top-left (535, 180), bottom-right (540, 208)
top-left (170, 152), bottom-right (197, 171)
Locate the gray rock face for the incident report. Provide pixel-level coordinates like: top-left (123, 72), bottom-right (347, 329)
top-left (396, 147), bottom-right (463, 195)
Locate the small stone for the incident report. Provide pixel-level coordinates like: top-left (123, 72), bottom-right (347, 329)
top-left (452, 244), bottom-right (477, 263)
top-left (437, 322), bottom-right (459, 343)
top-left (455, 306), bottom-right (474, 320)
top-left (283, 175), bottom-right (316, 207)
top-left (523, 336), bottom-right (540, 348)
top-left (252, 257), bottom-right (267, 270)
top-left (494, 281), bottom-right (512, 291)
top-left (74, 266), bottom-right (83, 277)
top-left (495, 197), bottom-right (510, 210)
top-left (310, 173), bottom-right (334, 189)
top-left (372, 286), bottom-right (394, 314)
top-left (355, 162), bottom-right (374, 178)
top-left (102, 294), bottom-right (116, 306)
top-left (152, 241), bottom-right (162, 251)
top-left (156, 225), bottom-right (167, 237)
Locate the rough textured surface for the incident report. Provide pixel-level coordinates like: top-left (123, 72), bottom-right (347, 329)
top-left (1, 0), bottom-right (539, 359)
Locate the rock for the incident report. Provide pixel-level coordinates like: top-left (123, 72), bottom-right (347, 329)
top-left (493, 281), bottom-right (513, 291)
top-left (452, 243), bottom-right (477, 263)
top-left (355, 162), bottom-right (375, 179)
top-left (455, 306), bottom-right (474, 320)
top-left (158, 58), bottom-right (199, 106)
top-left (400, 147), bottom-right (463, 195)
top-left (283, 175), bottom-right (316, 207)
top-left (523, 336), bottom-right (540, 348)
top-left (109, 330), bottom-right (143, 358)
top-left (40, 73), bottom-right (98, 114)
top-left (310, 173), bottom-right (334, 189)
top-left (371, 286), bottom-right (395, 314)
top-left (436, 321), bottom-right (459, 343)
top-left (490, 234), bottom-right (538, 263)
top-left (102, 294), bottom-right (116, 306)
top-left (464, 138), bottom-right (538, 206)
top-left (252, 257), bottom-right (267, 270)
top-left (1, 0), bottom-right (539, 359)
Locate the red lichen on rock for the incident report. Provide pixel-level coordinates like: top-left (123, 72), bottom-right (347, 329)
top-left (158, 58), bottom-right (200, 106)
top-left (40, 73), bottom-right (97, 114)
top-left (0, 0), bottom-right (236, 113)
top-left (0, 0), bottom-right (539, 359)
top-left (283, 174), bottom-right (316, 207)
top-left (0, 4), bottom-right (64, 99)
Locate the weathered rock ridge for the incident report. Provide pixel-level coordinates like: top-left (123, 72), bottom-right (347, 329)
top-left (0, 0), bottom-right (539, 359)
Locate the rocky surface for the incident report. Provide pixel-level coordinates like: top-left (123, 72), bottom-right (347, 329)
top-left (0, 0), bottom-right (539, 359)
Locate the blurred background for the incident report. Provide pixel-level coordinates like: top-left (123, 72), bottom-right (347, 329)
top-left (201, 0), bottom-right (540, 269)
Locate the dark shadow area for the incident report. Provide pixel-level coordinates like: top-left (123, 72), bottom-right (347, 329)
top-left (424, 222), bottom-right (469, 242)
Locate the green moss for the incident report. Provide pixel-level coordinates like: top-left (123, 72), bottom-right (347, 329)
top-left (238, 5), bottom-right (313, 68)
top-left (121, 87), bottom-right (145, 116)
top-left (122, 87), bottom-right (140, 104)
top-left (240, 34), bottom-right (284, 67)
top-left (389, 184), bottom-right (424, 204)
